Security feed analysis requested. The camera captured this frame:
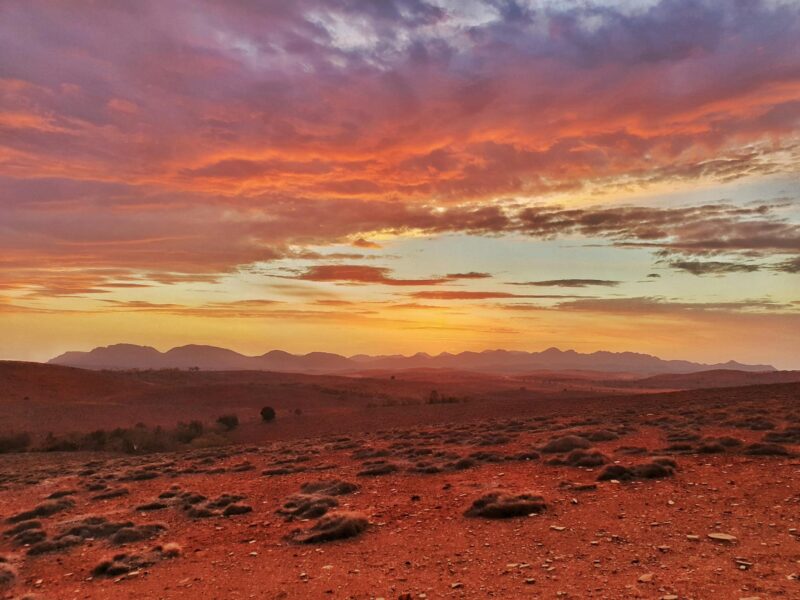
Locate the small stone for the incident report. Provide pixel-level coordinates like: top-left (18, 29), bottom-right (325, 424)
top-left (638, 573), bottom-right (654, 583)
top-left (708, 533), bottom-right (737, 543)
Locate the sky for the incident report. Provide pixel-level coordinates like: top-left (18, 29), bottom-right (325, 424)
top-left (1, 0), bottom-right (799, 368)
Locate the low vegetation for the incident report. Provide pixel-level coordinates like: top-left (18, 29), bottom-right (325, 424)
top-left (0, 416), bottom-right (241, 456)
top-left (260, 406), bottom-right (276, 422)
top-left (216, 414), bottom-right (239, 431)
top-left (0, 433), bottom-right (31, 454)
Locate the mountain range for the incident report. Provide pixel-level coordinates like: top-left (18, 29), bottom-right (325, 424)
top-left (48, 344), bottom-right (776, 375)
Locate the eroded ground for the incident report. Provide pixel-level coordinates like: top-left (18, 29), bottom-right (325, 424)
top-left (1, 383), bottom-right (799, 599)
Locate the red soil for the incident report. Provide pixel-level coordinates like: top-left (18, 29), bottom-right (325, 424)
top-left (1, 381), bottom-right (799, 599)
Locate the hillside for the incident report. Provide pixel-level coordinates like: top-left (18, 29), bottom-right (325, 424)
top-left (49, 344), bottom-right (776, 375)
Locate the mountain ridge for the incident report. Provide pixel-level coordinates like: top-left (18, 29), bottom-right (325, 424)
top-left (48, 344), bottom-right (776, 375)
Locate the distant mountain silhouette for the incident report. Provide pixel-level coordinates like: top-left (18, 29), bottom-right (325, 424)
top-left (49, 344), bottom-right (776, 375)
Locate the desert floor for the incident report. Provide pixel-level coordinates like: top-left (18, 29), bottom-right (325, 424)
top-left (1, 382), bottom-right (799, 599)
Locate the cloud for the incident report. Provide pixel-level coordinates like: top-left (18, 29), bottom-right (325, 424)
top-left (554, 296), bottom-right (793, 315)
top-left (774, 256), bottom-right (800, 273)
top-left (409, 290), bottom-right (584, 300)
top-left (511, 279), bottom-right (620, 287)
top-left (291, 264), bottom-right (446, 286)
top-left (1, 179), bottom-right (797, 297)
top-left (287, 265), bottom-right (493, 286)
top-left (2, 1), bottom-right (799, 204)
top-left (517, 202), bottom-right (800, 255)
top-left (352, 238), bottom-right (382, 249)
top-left (0, 0), bottom-right (799, 299)
top-left (445, 272), bottom-right (491, 279)
top-left (666, 260), bottom-right (761, 275)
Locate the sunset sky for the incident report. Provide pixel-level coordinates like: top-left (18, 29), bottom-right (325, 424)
top-left (1, 0), bottom-right (799, 367)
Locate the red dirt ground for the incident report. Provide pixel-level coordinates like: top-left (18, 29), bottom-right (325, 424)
top-left (1, 381), bottom-right (799, 599)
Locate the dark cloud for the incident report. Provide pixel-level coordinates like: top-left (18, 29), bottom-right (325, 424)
top-left (445, 272), bottom-right (492, 279)
top-left (292, 265), bottom-right (445, 286)
top-left (666, 260), bottom-right (761, 275)
top-left (774, 256), bottom-right (800, 273)
top-left (290, 264), bottom-right (489, 286)
top-left (517, 202), bottom-right (800, 256)
top-left (409, 291), bottom-right (585, 300)
top-left (511, 279), bottom-right (620, 287)
top-left (554, 296), bottom-right (793, 314)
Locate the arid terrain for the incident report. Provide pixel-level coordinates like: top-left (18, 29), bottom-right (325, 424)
top-left (5, 0), bottom-right (800, 597)
top-left (0, 363), bottom-right (799, 599)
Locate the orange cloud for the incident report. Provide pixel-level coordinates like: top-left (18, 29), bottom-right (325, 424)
top-left (1, 1), bottom-right (799, 365)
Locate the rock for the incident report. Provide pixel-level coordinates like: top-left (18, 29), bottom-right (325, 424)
top-left (707, 532), bottom-right (737, 543)
top-left (638, 573), bottom-right (654, 583)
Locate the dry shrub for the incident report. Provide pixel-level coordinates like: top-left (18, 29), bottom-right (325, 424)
top-left (277, 494), bottom-right (338, 520)
top-left (541, 436), bottom-right (591, 454)
top-left (300, 480), bottom-right (358, 496)
top-left (357, 462), bottom-right (399, 477)
top-left (6, 498), bottom-right (74, 524)
top-left (464, 492), bottom-right (547, 518)
top-left (291, 511), bottom-right (368, 544)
